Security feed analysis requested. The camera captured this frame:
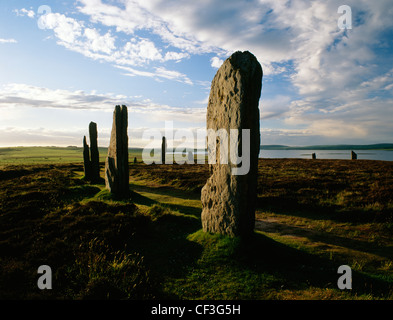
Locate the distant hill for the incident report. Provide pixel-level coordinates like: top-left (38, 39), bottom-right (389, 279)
top-left (260, 143), bottom-right (393, 150)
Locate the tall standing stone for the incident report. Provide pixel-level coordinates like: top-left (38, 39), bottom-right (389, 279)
top-left (201, 51), bottom-right (262, 237)
top-left (161, 136), bottom-right (167, 164)
top-left (89, 122), bottom-right (100, 182)
top-left (105, 105), bottom-right (129, 198)
top-left (83, 122), bottom-right (100, 182)
top-left (83, 136), bottom-right (91, 180)
top-left (351, 151), bottom-right (357, 160)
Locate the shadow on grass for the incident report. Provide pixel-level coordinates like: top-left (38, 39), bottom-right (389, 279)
top-left (234, 232), bottom-right (393, 298)
top-left (0, 196), bottom-right (203, 299)
top-left (129, 185), bottom-right (202, 219)
top-left (255, 220), bottom-right (393, 261)
top-left (257, 196), bottom-right (338, 218)
top-left (0, 168), bottom-right (47, 181)
top-left (130, 182), bottom-right (201, 201)
top-left (64, 185), bottom-right (102, 202)
top-left (127, 206), bottom-right (203, 299)
top-left (257, 196), bottom-right (391, 223)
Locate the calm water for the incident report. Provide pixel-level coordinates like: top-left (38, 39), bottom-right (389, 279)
top-left (171, 149), bottom-right (393, 161)
top-left (259, 150), bottom-right (393, 161)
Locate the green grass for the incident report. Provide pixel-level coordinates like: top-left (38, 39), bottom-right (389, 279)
top-left (0, 156), bottom-right (393, 300)
top-left (0, 146), bottom-right (143, 165)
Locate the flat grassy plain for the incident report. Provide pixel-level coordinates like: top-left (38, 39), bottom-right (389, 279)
top-left (0, 146), bottom-right (143, 165)
top-left (0, 147), bottom-right (392, 300)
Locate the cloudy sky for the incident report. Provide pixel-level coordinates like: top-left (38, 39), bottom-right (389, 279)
top-left (0, 0), bottom-right (392, 147)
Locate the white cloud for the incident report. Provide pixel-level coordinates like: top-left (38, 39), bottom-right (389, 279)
top-left (83, 28), bottom-right (116, 54)
top-left (26, 1), bottom-right (393, 95)
top-left (0, 82), bottom-right (207, 147)
top-left (260, 96), bottom-right (291, 120)
top-left (0, 127), bottom-right (83, 147)
top-left (261, 128), bottom-right (313, 137)
top-left (210, 57), bottom-right (223, 69)
top-left (39, 13), bottom-right (114, 54)
top-left (155, 67), bottom-right (193, 85)
top-left (307, 119), bottom-right (367, 139)
top-left (0, 38), bottom-right (17, 44)
top-left (115, 65), bottom-right (193, 85)
top-left (164, 51), bottom-right (190, 62)
top-left (117, 37), bottom-right (162, 63)
top-left (0, 83), bottom-right (204, 120)
top-left (37, 12), bottom-right (194, 84)
top-left (281, 95), bottom-right (393, 144)
top-left (77, 0), bottom-right (224, 55)
top-left (14, 8), bottom-right (35, 18)
top-left (76, 0), bottom-right (215, 60)
top-left (0, 83), bottom-right (125, 110)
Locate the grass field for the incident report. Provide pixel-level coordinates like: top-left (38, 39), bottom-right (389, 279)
top-left (0, 147), bottom-right (392, 300)
top-left (0, 146), bottom-right (143, 165)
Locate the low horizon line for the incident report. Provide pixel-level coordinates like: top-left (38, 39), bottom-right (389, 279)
top-left (1, 143), bottom-right (392, 150)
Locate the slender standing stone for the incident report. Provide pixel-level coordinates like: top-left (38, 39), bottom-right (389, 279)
top-left (201, 51), bottom-right (263, 238)
top-left (351, 151), bottom-right (357, 160)
top-left (83, 136), bottom-right (91, 180)
top-left (89, 122), bottom-right (100, 182)
top-left (312, 153), bottom-right (316, 160)
top-left (161, 136), bottom-right (167, 164)
top-left (105, 105), bottom-right (129, 198)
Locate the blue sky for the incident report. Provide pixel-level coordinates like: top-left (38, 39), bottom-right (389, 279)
top-left (0, 0), bottom-right (392, 147)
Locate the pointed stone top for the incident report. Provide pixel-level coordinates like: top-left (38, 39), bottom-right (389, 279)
top-left (115, 105), bottom-right (127, 112)
top-left (226, 51), bottom-right (263, 77)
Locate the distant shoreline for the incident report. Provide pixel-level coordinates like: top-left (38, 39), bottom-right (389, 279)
top-left (1, 145), bottom-right (393, 164)
top-left (260, 143), bottom-right (393, 151)
top-left (1, 143), bottom-right (393, 151)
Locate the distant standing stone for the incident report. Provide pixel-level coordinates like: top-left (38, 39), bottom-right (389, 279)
top-left (161, 136), bottom-right (167, 164)
top-left (105, 105), bottom-right (129, 198)
top-left (201, 51), bottom-right (263, 237)
top-left (312, 153), bottom-right (316, 160)
top-left (351, 151), bottom-right (357, 160)
top-left (83, 135), bottom-right (91, 180)
top-left (89, 122), bottom-right (100, 182)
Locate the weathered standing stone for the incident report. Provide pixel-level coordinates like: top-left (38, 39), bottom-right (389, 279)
top-left (105, 105), bottom-right (129, 198)
top-left (83, 136), bottom-right (91, 180)
top-left (89, 122), bottom-right (100, 182)
top-left (161, 136), bottom-right (167, 164)
top-left (312, 153), bottom-right (316, 160)
top-left (351, 151), bottom-right (357, 160)
top-left (82, 122), bottom-right (100, 182)
top-left (201, 51), bottom-right (263, 237)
